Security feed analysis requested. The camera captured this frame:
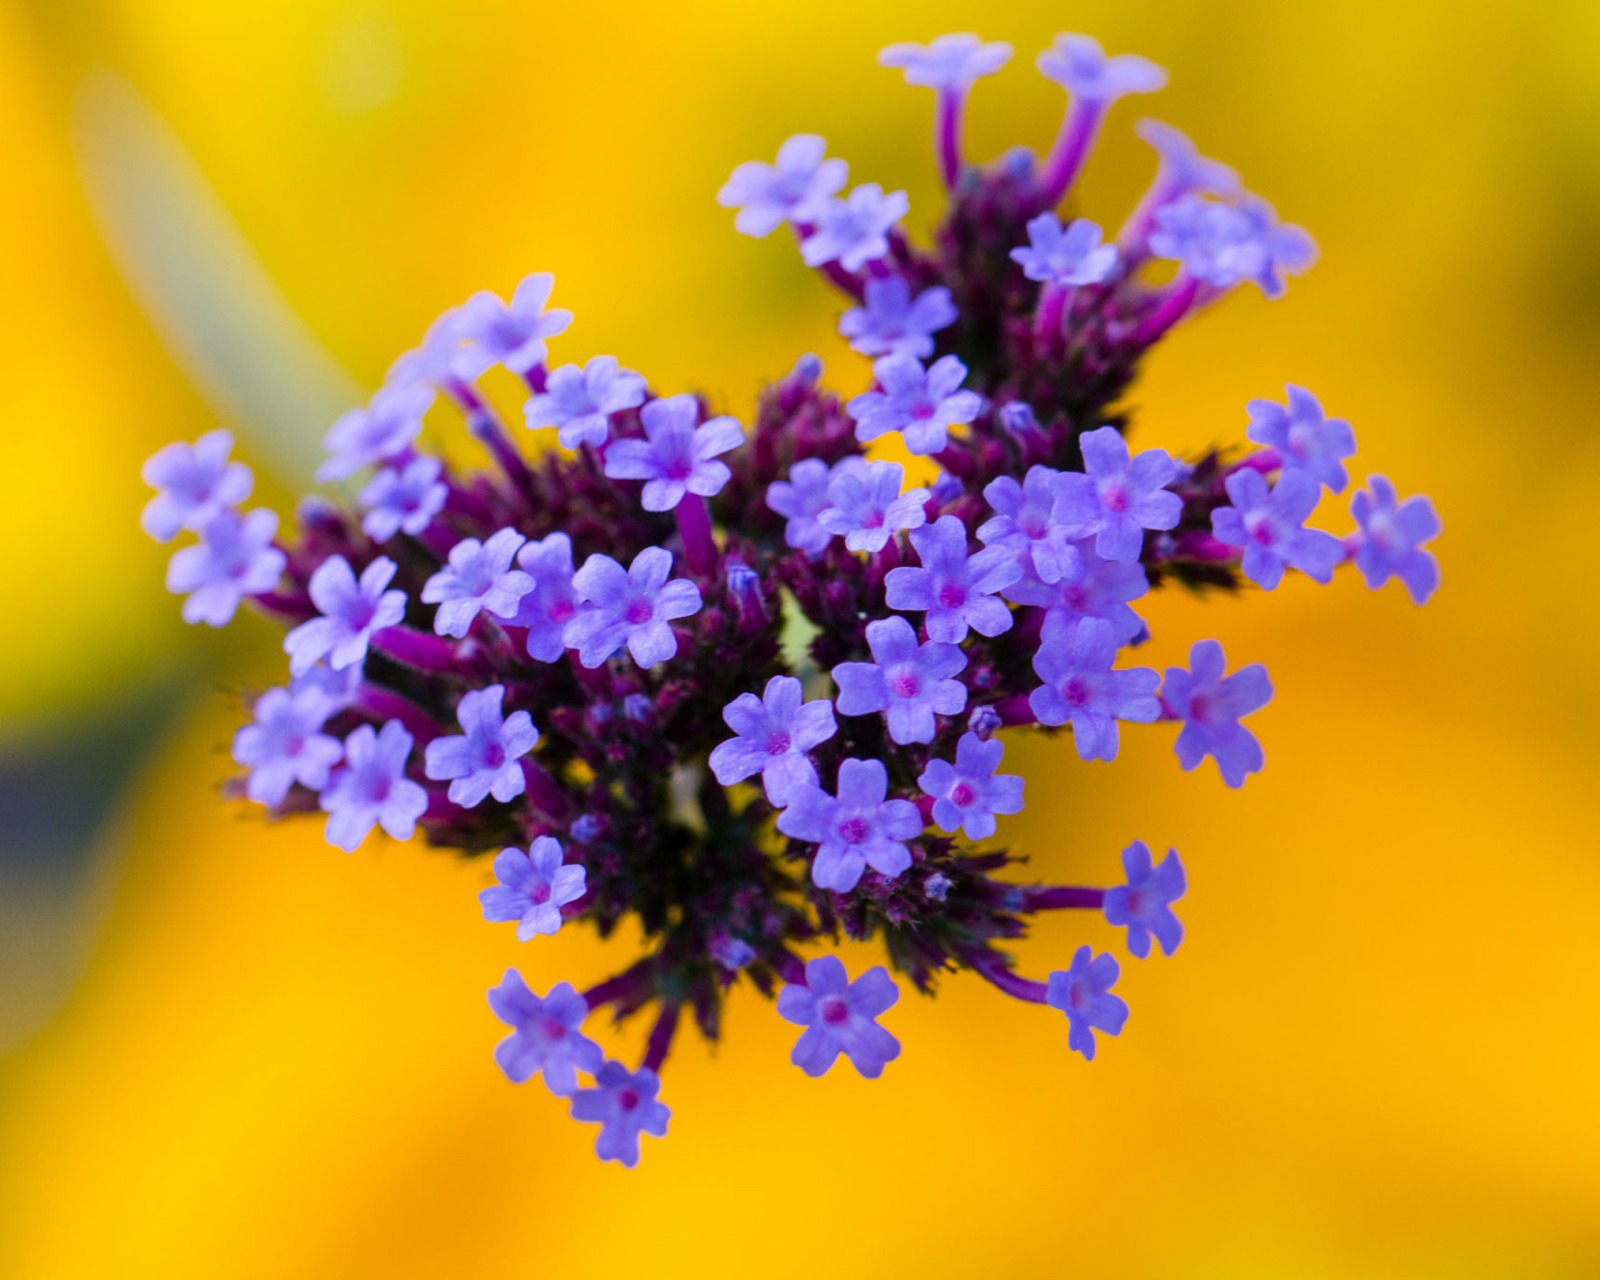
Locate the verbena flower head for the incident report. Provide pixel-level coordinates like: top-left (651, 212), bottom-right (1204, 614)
top-left (1010, 214), bottom-right (1119, 286)
top-left (978, 466), bottom-right (1076, 585)
top-left (848, 353), bottom-right (983, 455)
top-left (1211, 468), bottom-right (1344, 590)
top-left (1010, 541), bottom-right (1149, 647)
top-left (481, 838), bottom-right (587, 940)
top-left (1348, 475), bottom-right (1442, 604)
top-left (718, 134), bottom-right (847, 238)
top-left (284, 554), bottom-right (405, 675)
top-left (839, 276), bottom-right (958, 359)
top-left (525, 355), bottom-right (647, 450)
top-left (1102, 841), bottom-right (1186, 958)
top-left (879, 34), bottom-right (1012, 91)
top-left (603, 394), bottom-right (744, 512)
top-left (1162, 639), bottom-right (1273, 788)
top-left (142, 429), bottom-right (253, 543)
top-left (776, 956), bottom-right (901, 1077)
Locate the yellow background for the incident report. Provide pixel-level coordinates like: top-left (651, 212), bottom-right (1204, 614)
top-left (2, 0), bottom-right (1598, 1275)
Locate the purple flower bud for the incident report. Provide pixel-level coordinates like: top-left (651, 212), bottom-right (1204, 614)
top-left (776, 757), bottom-right (922, 892)
top-left (570, 814), bottom-right (603, 845)
top-left (232, 686), bottom-right (344, 807)
top-left (565, 546), bottom-right (702, 669)
top-left (800, 184), bottom-right (910, 273)
top-left (488, 971), bottom-right (604, 1095)
top-left (929, 469), bottom-right (965, 506)
top-left (848, 353), bottom-right (983, 456)
top-left (838, 276), bottom-right (958, 359)
top-left (165, 509), bottom-right (286, 627)
top-left (710, 936), bottom-right (757, 970)
top-left (998, 401), bottom-right (1042, 438)
top-left (1103, 841), bottom-right (1186, 958)
top-left (424, 685), bottom-right (540, 808)
top-left (452, 273), bottom-right (573, 379)
top-left (790, 352), bottom-right (825, 384)
top-left (602, 393), bottom-right (744, 513)
top-left (1162, 639), bottom-right (1273, 788)
top-left (776, 955), bottom-right (900, 1077)
top-left (878, 33), bottom-right (1012, 90)
top-left (481, 837), bottom-right (587, 940)
top-left (1046, 945), bottom-right (1128, 1060)
top-left (141, 430), bottom-right (253, 543)
top-left (709, 675), bottom-right (837, 806)
top-left (885, 515), bottom-right (1021, 642)
top-left (316, 382), bottom-right (434, 482)
top-left (525, 355), bottom-right (647, 450)
top-left (923, 872), bottom-right (953, 901)
top-left (1010, 214), bottom-right (1118, 285)
top-left (1029, 616), bottom-right (1161, 762)
top-left (816, 459), bottom-right (930, 553)
top-left (1051, 426), bottom-right (1182, 563)
top-left (1347, 475), bottom-right (1441, 605)
top-left (718, 134), bottom-right (848, 238)
top-left (359, 455), bottom-right (448, 542)
top-left (319, 720), bottom-right (427, 852)
top-left (831, 615), bottom-right (967, 746)
top-left (420, 528), bottom-right (533, 638)
top-left (1210, 469), bottom-right (1344, 590)
top-left (569, 1061), bottom-right (671, 1167)
top-left (967, 705), bottom-right (1003, 739)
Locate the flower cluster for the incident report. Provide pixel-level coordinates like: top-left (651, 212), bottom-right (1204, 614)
top-left (143, 31), bottom-right (1440, 1167)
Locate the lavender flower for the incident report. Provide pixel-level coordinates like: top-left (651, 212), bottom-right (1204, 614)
top-left (316, 382), bottom-right (433, 482)
top-left (776, 758), bottom-right (922, 891)
top-left (231, 686), bottom-right (343, 807)
top-left (420, 528), bottom-right (532, 638)
top-left (1103, 841), bottom-right (1186, 958)
top-left (359, 455), bottom-right (447, 542)
top-left (1162, 639), bottom-right (1273, 788)
top-left (1046, 946), bottom-right (1129, 1061)
top-left (711, 936), bottom-right (756, 970)
top-left (385, 305), bottom-right (464, 390)
top-left (565, 546), bottom-right (702, 669)
top-left (290, 660), bottom-right (362, 711)
top-left (602, 394), bottom-right (744, 512)
top-left (319, 720), bottom-right (427, 852)
top-left (816, 459), bottom-right (930, 553)
top-left (1348, 475), bottom-right (1442, 605)
top-left (1010, 214), bottom-right (1119, 286)
top-left (885, 515), bottom-right (1020, 641)
top-left (480, 837), bottom-right (587, 940)
top-left (488, 972), bottom-right (604, 1095)
top-left (708, 675), bottom-right (838, 805)
top-left (978, 466), bottom-right (1076, 585)
top-left (1009, 541), bottom-right (1149, 647)
top-left (838, 276), bottom-right (958, 359)
top-left (1052, 425), bottom-right (1182, 563)
top-left (285, 554), bottom-right (406, 675)
top-left (918, 732), bottom-right (1025, 841)
top-left (1134, 119), bottom-right (1239, 199)
top-left (848, 353), bottom-right (983, 456)
top-left (832, 615), bottom-right (967, 745)
top-left (452, 273), bottom-right (574, 379)
top-left (878, 33), bottom-right (1012, 89)
top-left (800, 184), bottom-right (910, 273)
top-left (1246, 385), bottom-right (1357, 493)
top-left (424, 685), bottom-right (540, 808)
top-left (569, 1062), bottom-right (671, 1168)
top-left (1211, 468), bottom-right (1344, 590)
top-left (776, 956), bottom-right (901, 1077)
top-left (1036, 33), bottom-right (1166, 102)
top-left (718, 134), bottom-right (847, 238)
top-left (1029, 616), bottom-right (1161, 761)
top-left (765, 457), bottom-right (836, 555)
top-left (1233, 195), bottom-right (1318, 299)
top-left (166, 509), bottom-right (286, 626)
top-left (525, 355), bottom-right (647, 450)
top-left (141, 429), bottom-right (253, 542)
top-left (506, 532), bottom-right (578, 661)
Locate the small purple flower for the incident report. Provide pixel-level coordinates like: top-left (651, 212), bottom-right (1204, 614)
top-left (1211, 468), bottom-right (1345, 590)
top-left (359, 455), bottom-right (448, 542)
top-left (1147, 195), bottom-right (1252, 289)
top-left (1349, 475), bottom-right (1441, 605)
top-left (385, 305), bottom-right (464, 390)
top-left (1008, 540), bottom-right (1149, 647)
top-left (602, 394), bottom-right (744, 512)
top-left (816, 459), bottom-right (930, 553)
top-left (1010, 214), bottom-right (1118, 286)
top-left (711, 936), bottom-right (756, 970)
top-left (570, 1061), bottom-right (671, 1167)
top-left (1246, 385), bottom-right (1357, 493)
top-left (290, 659), bottom-right (363, 712)
top-left (487, 972), bottom-right (604, 1096)
top-left (1029, 616), bottom-right (1161, 762)
top-left (848, 353), bottom-right (983, 456)
top-left (1036, 33), bottom-right (1166, 102)
top-left (1051, 425), bottom-right (1182, 563)
top-left (506, 532), bottom-right (579, 662)
top-left (1046, 945), bottom-right (1129, 1061)
top-left (885, 515), bottom-right (1020, 642)
top-left (424, 685), bottom-right (540, 808)
top-left (480, 837), bottom-right (587, 940)
top-left (319, 719), bottom-right (427, 852)
top-left (800, 184), bottom-right (910, 273)
top-left (878, 33), bottom-right (1012, 89)
top-left (765, 457), bottom-right (837, 555)
top-left (525, 355), bottom-right (647, 450)
top-left (917, 732), bottom-right (1025, 841)
top-left (776, 758), bottom-right (922, 892)
top-left (231, 686), bottom-right (344, 807)
top-left (166, 509), bottom-right (286, 627)
top-left (420, 528), bottom-right (533, 638)
top-left (838, 276), bottom-right (958, 359)
top-left (1162, 639), bottom-right (1273, 788)
top-left (316, 382), bottom-right (434, 482)
top-left (565, 546), bottom-right (702, 669)
top-left (141, 429), bottom-right (253, 542)
top-left (998, 401), bottom-right (1042, 439)
top-left (1103, 841), bottom-right (1186, 958)
top-left (1232, 195), bottom-right (1318, 299)
top-left (718, 134), bottom-right (848, 238)
top-left (1134, 119), bottom-right (1239, 199)
top-left (831, 615), bottom-right (967, 746)
top-left (978, 466), bottom-right (1076, 585)
top-left (452, 272), bottom-right (573, 379)
top-left (285, 554), bottom-right (406, 675)
top-left (709, 675), bottom-right (838, 805)
top-left (776, 955), bottom-right (901, 1077)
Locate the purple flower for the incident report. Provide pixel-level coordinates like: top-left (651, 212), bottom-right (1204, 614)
top-left (1232, 195), bottom-right (1318, 299)
top-left (838, 276), bottom-right (958, 359)
top-left (1246, 385), bottom-right (1357, 493)
top-left (480, 837), bottom-right (587, 940)
top-left (1348, 476), bottom-right (1442, 605)
top-left (420, 528), bottom-right (532, 638)
top-left (289, 660), bottom-right (363, 712)
top-left (718, 134), bottom-right (847, 238)
top-left (1036, 33), bottom-right (1166, 102)
top-left (424, 685), bottom-right (540, 808)
top-left (506, 532), bottom-right (579, 662)
top-left (316, 382), bottom-right (434, 482)
top-left (1010, 214), bottom-right (1118, 286)
top-left (565, 546), bottom-right (702, 669)
top-left (1008, 540), bottom-right (1149, 647)
top-left (487, 972), bottom-right (604, 1096)
top-left (978, 466), bottom-right (1076, 585)
top-left (1103, 841), bottom-right (1186, 958)
top-left (1162, 639), bottom-right (1273, 788)
top-left (766, 457), bottom-right (837, 555)
top-left (525, 355), bottom-right (647, 450)
top-left (231, 686), bottom-right (343, 807)
top-left (831, 615), bottom-right (967, 746)
top-left (878, 33), bottom-right (1012, 89)
top-left (285, 554), bottom-right (406, 675)
top-left (1210, 468), bottom-right (1344, 590)
top-left (452, 273), bottom-right (573, 379)
top-left (1046, 945), bottom-right (1129, 1061)
top-left (1150, 195), bottom-right (1315, 298)
top-left (816, 459), bottom-right (930, 554)
top-left (141, 429), bottom-right (253, 542)
top-left (1051, 425), bottom-right (1182, 563)
top-left (800, 184), bottom-right (910, 273)
top-left (917, 732), bottom-right (1025, 840)
top-left (1134, 119), bottom-right (1239, 199)
top-left (1029, 616), bottom-right (1161, 762)
top-left (885, 515), bottom-right (1020, 642)
top-left (385, 306), bottom-right (465, 390)
top-left (776, 758), bottom-right (922, 892)
top-left (776, 956), bottom-right (901, 1077)
top-left (318, 720), bottom-right (427, 852)
top-left (602, 394), bottom-right (744, 512)
top-left (848, 353), bottom-right (983, 456)
top-left (165, 509), bottom-right (286, 626)
top-left (570, 1061), bottom-right (671, 1167)
top-left (709, 675), bottom-right (838, 805)
top-left (359, 455), bottom-right (447, 542)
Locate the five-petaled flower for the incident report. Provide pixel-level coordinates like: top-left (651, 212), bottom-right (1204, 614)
top-left (603, 394), bottom-right (744, 512)
top-left (1103, 841), bottom-right (1186, 958)
top-left (885, 514), bottom-right (1020, 642)
top-left (877, 33), bottom-right (1012, 90)
top-left (524, 355), bottom-right (648, 450)
top-left (1010, 214), bottom-right (1119, 286)
top-left (165, 508), bottom-right (286, 627)
top-left (918, 732), bottom-right (1025, 841)
top-left (505, 532), bottom-right (579, 661)
top-left (832, 615), bottom-right (968, 746)
top-left (316, 381), bottom-right (433, 482)
top-left (319, 720), bottom-right (428, 852)
top-left (848, 353), bottom-right (983, 456)
top-left (1246, 385), bottom-right (1357, 493)
top-left (776, 955), bottom-right (901, 1077)
top-left (1052, 425), bottom-right (1182, 563)
top-left (1046, 945), bottom-right (1129, 1060)
top-left (718, 134), bottom-right (847, 238)
top-left (838, 276), bottom-right (958, 359)
top-left (978, 466), bottom-right (1077, 585)
top-left (709, 675), bottom-right (838, 806)
top-left (487, 972), bottom-right (604, 1095)
top-left (776, 758), bottom-right (923, 892)
top-left (1161, 639), bottom-right (1273, 788)
top-left (765, 457), bottom-right (837, 555)
top-left (424, 685), bottom-right (540, 808)
top-left (1030, 615), bottom-right (1161, 761)
top-left (420, 527), bottom-right (532, 639)
top-left (1348, 475), bottom-right (1442, 605)
top-left (480, 837), bottom-right (587, 940)
top-left (1133, 118), bottom-right (1239, 201)
top-left (285, 555), bottom-right (406, 676)
top-left (1210, 468), bottom-right (1344, 590)
top-left (800, 184), bottom-right (911, 273)
top-left (359, 455), bottom-right (448, 542)
top-left (565, 546), bottom-right (703, 669)
top-left (569, 1061), bottom-right (672, 1168)
top-left (1036, 33), bottom-right (1167, 102)
top-left (141, 429), bottom-right (253, 542)
top-left (452, 273), bottom-right (573, 379)
top-left (816, 459), bottom-right (930, 553)
top-left (232, 685), bottom-right (344, 807)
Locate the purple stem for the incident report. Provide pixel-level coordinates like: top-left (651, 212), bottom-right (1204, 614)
top-left (520, 759), bottom-right (573, 819)
top-left (1229, 448), bottom-right (1283, 476)
top-left (1034, 283), bottom-right (1070, 340)
top-left (371, 625), bottom-right (475, 676)
top-left (1037, 100), bottom-right (1106, 207)
top-left (935, 86), bottom-right (966, 188)
top-left (640, 1002), bottom-right (681, 1074)
top-left (1019, 885), bottom-right (1106, 912)
top-left (1131, 275), bottom-right (1200, 347)
top-left (676, 493), bottom-right (718, 576)
top-left (583, 959), bottom-right (655, 1013)
top-left (354, 685), bottom-right (449, 744)
top-left (994, 693), bottom-right (1036, 726)
top-left (1114, 172), bottom-right (1182, 270)
top-left (772, 950), bottom-right (809, 986)
top-left (1169, 531), bottom-right (1240, 563)
top-left (964, 947), bottom-right (1050, 1004)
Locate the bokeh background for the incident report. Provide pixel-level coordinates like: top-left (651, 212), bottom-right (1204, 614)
top-left (2, 0), bottom-right (1598, 1275)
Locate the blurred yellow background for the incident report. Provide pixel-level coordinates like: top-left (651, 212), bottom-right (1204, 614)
top-left (2, 0), bottom-right (1598, 1276)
